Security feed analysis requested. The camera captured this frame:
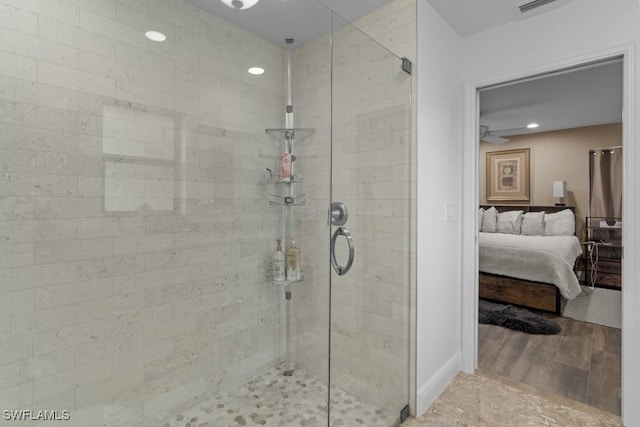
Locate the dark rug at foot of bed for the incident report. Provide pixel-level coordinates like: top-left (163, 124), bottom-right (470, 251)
top-left (479, 299), bottom-right (561, 335)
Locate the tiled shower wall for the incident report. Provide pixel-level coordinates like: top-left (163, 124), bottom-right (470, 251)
top-left (0, 0), bottom-right (287, 424)
top-left (292, 0), bottom-right (416, 413)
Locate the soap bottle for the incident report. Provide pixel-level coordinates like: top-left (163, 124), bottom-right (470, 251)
top-left (286, 238), bottom-right (301, 281)
top-left (273, 239), bottom-right (286, 282)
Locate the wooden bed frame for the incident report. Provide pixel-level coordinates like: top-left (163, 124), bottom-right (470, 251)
top-left (479, 205), bottom-right (575, 315)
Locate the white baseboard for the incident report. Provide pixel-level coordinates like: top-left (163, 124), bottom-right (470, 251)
top-left (415, 352), bottom-right (461, 416)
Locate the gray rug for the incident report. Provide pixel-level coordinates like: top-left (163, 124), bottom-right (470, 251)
top-left (479, 300), bottom-right (561, 334)
top-left (564, 286), bottom-right (621, 329)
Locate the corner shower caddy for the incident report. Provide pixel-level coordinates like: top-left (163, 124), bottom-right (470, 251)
top-left (261, 128), bottom-right (314, 207)
top-left (260, 127), bottom-right (315, 285)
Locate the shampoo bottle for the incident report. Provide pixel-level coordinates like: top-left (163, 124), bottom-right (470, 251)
top-left (273, 239), bottom-right (286, 282)
top-left (286, 238), bottom-right (301, 281)
top-left (280, 153), bottom-right (292, 182)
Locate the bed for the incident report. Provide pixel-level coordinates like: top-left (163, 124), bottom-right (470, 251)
top-left (478, 205), bottom-right (582, 315)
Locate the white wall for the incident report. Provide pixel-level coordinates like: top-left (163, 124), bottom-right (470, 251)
top-left (415, 0), bottom-right (463, 416)
top-left (458, 0), bottom-right (640, 425)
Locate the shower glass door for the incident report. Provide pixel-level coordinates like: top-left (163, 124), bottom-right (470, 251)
top-left (328, 14), bottom-right (413, 426)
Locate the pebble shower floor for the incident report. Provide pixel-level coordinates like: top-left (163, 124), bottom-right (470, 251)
top-left (163, 365), bottom-right (395, 426)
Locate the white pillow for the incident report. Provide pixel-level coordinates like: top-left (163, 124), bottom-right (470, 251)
top-left (521, 211), bottom-right (545, 236)
top-left (478, 208), bottom-right (485, 229)
top-left (497, 210), bottom-right (524, 234)
top-left (544, 209), bottom-right (575, 236)
top-left (481, 206), bottom-right (498, 233)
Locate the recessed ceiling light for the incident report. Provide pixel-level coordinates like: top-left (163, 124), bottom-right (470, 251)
top-left (526, 123), bottom-right (539, 129)
top-left (145, 31), bottom-right (166, 42)
top-left (248, 67), bottom-right (265, 75)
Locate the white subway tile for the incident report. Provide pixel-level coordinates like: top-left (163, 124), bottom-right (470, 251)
top-left (77, 217), bottom-right (145, 239)
top-left (35, 197), bottom-right (104, 219)
top-left (6, 0), bottom-right (79, 26)
top-left (80, 9), bottom-right (146, 49)
top-left (0, 219), bottom-right (77, 244)
top-left (33, 319), bottom-right (112, 356)
top-left (27, 347), bottom-right (77, 382)
top-left (74, 331), bottom-right (134, 366)
top-left (76, 254), bottom-right (144, 280)
top-left (34, 106), bottom-right (102, 136)
top-left (113, 233), bottom-right (173, 256)
top-left (76, 293), bottom-right (137, 322)
top-left (75, 367), bottom-right (144, 408)
top-left (0, 76), bottom-right (79, 111)
top-left (0, 262), bottom-right (76, 294)
top-left (0, 359), bottom-right (29, 389)
top-left (0, 288), bottom-right (33, 316)
top-left (62, 0), bottom-right (116, 19)
top-left (0, 50), bottom-right (36, 81)
top-left (0, 147), bottom-right (35, 174)
top-left (0, 26), bottom-right (78, 69)
top-left (115, 42), bottom-right (174, 74)
top-left (115, 80), bottom-right (174, 110)
top-left (33, 358), bottom-right (111, 402)
top-left (77, 176), bottom-right (104, 197)
top-left (0, 196), bottom-right (35, 220)
top-left (0, 2), bottom-right (37, 35)
top-left (34, 277), bottom-right (113, 309)
top-left (0, 123), bottom-right (78, 153)
top-left (0, 173), bottom-right (78, 197)
top-left (0, 334), bottom-right (32, 365)
top-left (39, 17), bottom-right (115, 61)
top-left (38, 62), bottom-right (115, 98)
top-left (35, 152), bottom-right (104, 177)
top-left (0, 381), bottom-right (32, 407)
top-left (79, 51), bottom-right (147, 85)
top-left (6, 306), bottom-right (77, 339)
top-left (36, 237), bottom-right (114, 264)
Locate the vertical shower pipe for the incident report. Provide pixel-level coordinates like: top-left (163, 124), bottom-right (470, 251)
top-left (285, 38), bottom-right (294, 273)
top-left (283, 38), bottom-right (295, 375)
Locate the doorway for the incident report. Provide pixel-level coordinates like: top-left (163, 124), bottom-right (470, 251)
top-left (461, 46), bottom-right (639, 425)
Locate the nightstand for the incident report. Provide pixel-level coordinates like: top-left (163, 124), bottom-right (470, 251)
top-left (583, 217), bottom-right (622, 290)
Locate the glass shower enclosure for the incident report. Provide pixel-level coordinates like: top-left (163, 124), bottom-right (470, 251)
top-left (0, 0), bottom-right (413, 425)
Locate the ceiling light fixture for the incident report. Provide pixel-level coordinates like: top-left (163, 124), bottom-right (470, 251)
top-left (145, 31), bottom-right (166, 42)
top-left (248, 67), bottom-right (265, 75)
top-left (526, 123), bottom-right (539, 129)
top-left (220, 0), bottom-right (260, 10)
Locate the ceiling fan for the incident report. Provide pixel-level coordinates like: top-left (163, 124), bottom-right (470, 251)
top-left (479, 124), bottom-right (538, 144)
top-left (479, 125), bottom-right (510, 144)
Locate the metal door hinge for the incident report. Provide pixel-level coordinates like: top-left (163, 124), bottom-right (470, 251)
top-left (400, 404), bottom-right (410, 423)
top-left (401, 57), bottom-right (412, 75)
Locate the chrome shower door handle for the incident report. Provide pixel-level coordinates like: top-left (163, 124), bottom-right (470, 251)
top-left (330, 227), bottom-right (355, 276)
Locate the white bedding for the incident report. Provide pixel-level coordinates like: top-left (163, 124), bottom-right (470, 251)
top-left (479, 232), bottom-right (583, 300)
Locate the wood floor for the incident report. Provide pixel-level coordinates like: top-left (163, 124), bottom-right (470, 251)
top-left (478, 314), bottom-right (621, 415)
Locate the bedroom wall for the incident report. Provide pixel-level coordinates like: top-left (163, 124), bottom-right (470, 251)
top-left (479, 123), bottom-right (623, 237)
top-left (415, 0), bottom-right (463, 416)
top-left (458, 0), bottom-right (640, 424)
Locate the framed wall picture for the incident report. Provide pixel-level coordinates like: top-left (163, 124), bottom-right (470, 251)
top-left (486, 148), bottom-right (530, 202)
